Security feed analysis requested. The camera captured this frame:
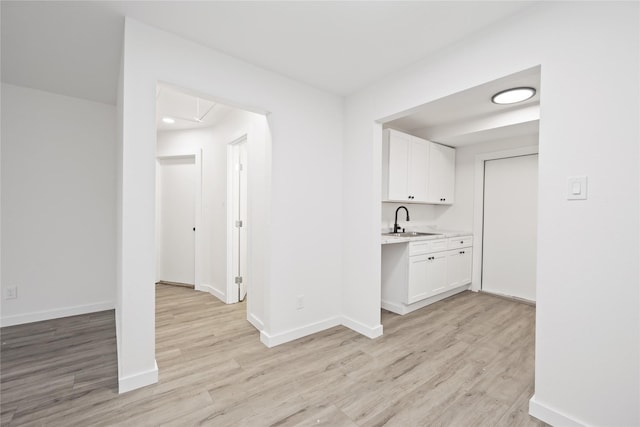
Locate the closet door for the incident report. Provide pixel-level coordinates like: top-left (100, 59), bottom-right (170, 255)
top-left (482, 154), bottom-right (538, 302)
top-left (157, 156), bottom-right (196, 285)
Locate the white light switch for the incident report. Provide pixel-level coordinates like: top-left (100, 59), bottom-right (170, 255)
top-left (572, 182), bottom-right (581, 195)
top-left (567, 176), bottom-right (587, 200)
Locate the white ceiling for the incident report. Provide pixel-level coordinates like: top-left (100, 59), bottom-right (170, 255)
top-left (156, 83), bottom-right (237, 131)
top-left (385, 66), bottom-right (541, 146)
top-left (1, 1), bottom-right (535, 105)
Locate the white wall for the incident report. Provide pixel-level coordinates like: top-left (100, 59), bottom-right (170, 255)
top-left (1, 83), bottom-right (116, 326)
top-left (117, 19), bottom-right (344, 392)
top-left (344, 2), bottom-right (639, 426)
top-left (156, 108), bottom-right (264, 309)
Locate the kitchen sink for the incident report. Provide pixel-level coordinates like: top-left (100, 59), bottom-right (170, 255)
top-left (382, 232), bottom-right (442, 237)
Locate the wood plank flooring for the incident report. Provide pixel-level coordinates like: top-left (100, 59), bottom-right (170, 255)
top-left (1, 285), bottom-right (546, 426)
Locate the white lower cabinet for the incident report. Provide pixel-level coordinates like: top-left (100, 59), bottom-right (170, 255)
top-left (382, 236), bottom-right (473, 315)
top-left (407, 251), bottom-right (447, 304)
top-left (446, 248), bottom-right (472, 290)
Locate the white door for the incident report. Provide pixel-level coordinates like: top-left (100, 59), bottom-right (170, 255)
top-left (231, 140), bottom-right (248, 302)
top-left (157, 157), bottom-right (196, 285)
top-left (482, 154), bottom-right (538, 301)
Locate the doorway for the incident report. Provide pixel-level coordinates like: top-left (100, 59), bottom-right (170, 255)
top-left (481, 154), bottom-right (538, 302)
top-left (155, 82), bottom-right (269, 332)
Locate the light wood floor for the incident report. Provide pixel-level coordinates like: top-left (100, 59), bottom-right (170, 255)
top-left (1, 285), bottom-right (546, 426)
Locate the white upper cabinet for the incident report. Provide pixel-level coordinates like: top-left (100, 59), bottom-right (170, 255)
top-left (426, 142), bottom-right (455, 204)
top-left (382, 129), bottom-right (455, 204)
top-left (383, 129), bottom-right (429, 202)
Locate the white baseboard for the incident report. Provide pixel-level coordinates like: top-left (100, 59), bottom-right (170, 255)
top-left (341, 315), bottom-right (383, 339)
top-left (247, 312), bottom-right (264, 331)
top-left (381, 299), bottom-right (408, 315)
top-left (196, 283), bottom-right (225, 303)
top-left (260, 316), bottom-right (342, 348)
top-left (118, 360), bottom-right (159, 394)
top-left (0, 301), bottom-right (115, 327)
top-left (382, 286), bottom-right (469, 316)
top-left (529, 394), bottom-right (586, 427)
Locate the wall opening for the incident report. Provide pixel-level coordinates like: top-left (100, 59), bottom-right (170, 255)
top-left (376, 65), bottom-right (541, 320)
top-left (154, 82), bottom-right (270, 345)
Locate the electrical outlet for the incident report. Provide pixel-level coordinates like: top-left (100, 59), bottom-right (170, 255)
top-left (5, 286), bottom-right (17, 300)
top-left (296, 295), bottom-right (304, 310)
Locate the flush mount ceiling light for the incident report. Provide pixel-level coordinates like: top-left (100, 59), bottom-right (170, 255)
top-left (491, 87), bottom-right (536, 105)
top-left (162, 117), bottom-right (175, 124)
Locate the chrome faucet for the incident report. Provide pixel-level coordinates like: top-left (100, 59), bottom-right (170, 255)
top-left (393, 206), bottom-right (410, 233)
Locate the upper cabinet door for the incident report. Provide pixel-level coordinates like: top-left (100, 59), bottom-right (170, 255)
top-left (408, 137), bottom-right (429, 202)
top-left (427, 142), bottom-right (455, 204)
top-left (386, 130), bottom-right (411, 201)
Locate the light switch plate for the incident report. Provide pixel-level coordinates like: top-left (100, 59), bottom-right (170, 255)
top-left (567, 176), bottom-right (587, 200)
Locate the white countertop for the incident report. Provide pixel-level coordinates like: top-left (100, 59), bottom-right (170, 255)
top-left (381, 229), bottom-right (472, 245)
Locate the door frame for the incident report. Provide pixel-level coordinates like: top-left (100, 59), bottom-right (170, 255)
top-left (226, 135), bottom-right (248, 304)
top-left (471, 145), bottom-right (538, 292)
top-left (156, 150), bottom-right (203, 289)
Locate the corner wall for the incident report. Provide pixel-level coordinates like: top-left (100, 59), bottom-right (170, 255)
top-left (344, 2), bottom-right (639, 425)
top-left (1, 83), bottom-right (116, 326)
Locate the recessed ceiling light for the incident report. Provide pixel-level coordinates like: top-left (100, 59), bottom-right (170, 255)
top-left (162, 117), bottom-right (175, 124)
top-left (491, 87), bottom-right (536, 105)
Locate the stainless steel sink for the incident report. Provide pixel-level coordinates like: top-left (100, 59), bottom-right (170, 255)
top-left (382, 232), bottom-right (442, 237)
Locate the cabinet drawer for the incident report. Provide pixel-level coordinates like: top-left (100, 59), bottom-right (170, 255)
top-left (409, 239), bottom-right (447, 256)
top-left (448, 236), bottom-right (473, 249)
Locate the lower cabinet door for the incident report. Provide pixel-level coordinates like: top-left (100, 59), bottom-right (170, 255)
top-left (407, 252), bottom-right (447, 304)
top-left (446, 249), bottom-right (473, 289)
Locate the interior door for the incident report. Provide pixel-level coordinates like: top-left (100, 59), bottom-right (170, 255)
top-left (238, 141), bottom-right (248, 301)
top-left (157, 157), bottom-right (195, 285)
top-left (482, 154), bottom-right (538, 301)
top-left (231, 140), bottom-right (248, 302)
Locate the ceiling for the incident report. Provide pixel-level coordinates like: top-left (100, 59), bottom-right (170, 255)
top-left (1, 1), bottom-right (535, 105)
top-left (156, 83), bottom-right (237, 131)
top-left (384, 66), bottom-right (541, 146)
